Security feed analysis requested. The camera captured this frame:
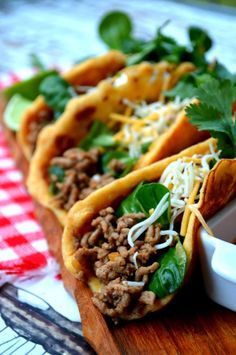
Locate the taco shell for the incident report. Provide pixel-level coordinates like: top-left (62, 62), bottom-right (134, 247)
top-left (18, 51), bottom-right (126, 160)
top-left (62, 138), bottom-right (236, 319)
top-left (27, 61), bottom-right (208, 225)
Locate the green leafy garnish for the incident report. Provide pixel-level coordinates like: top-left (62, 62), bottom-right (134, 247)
top-left (101, 150), bottom-right (137, 177)
top-left (148, 238), bottom-right (187, 298)
top-left (30, 53), bottom-right (46, 71)
top-left (99, 11), bottom-right (133, 51)
top-left (79, 120), bottom-right (115, 150)
top-left (48, 165), bottom-right (65, 195)
top-left (186, 78), bottom-right (236, 158)
top-left (39, 75), bottom-right (76, 119)
top-left (117, 182), bottom-right (170, 227)
top-left (2, 70), bottom-right (58, 101)
top-left (98, 11), bottom-right (212, 68)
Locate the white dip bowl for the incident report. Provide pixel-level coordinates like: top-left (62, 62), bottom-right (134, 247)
top-left (199, 199), bottom-right (236, 312)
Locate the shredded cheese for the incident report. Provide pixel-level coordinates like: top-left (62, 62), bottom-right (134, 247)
top-left (127, 193), bottom-right (169, 247)
top-left (111, 97), bottom-right (191, 158)
top-left (122, 281), bottom-right (145, 287)
top-left (126, 143), bottom-right (219, 270)
top-left (131, 251), bottom-right (139, 269)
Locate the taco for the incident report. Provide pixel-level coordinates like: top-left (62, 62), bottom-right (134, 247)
top-left (27, 60), bottom-right (208, 225)
top-left (62, 138), bottom-right (236, 320)
top-left (18, 51), bottom-right (126, 159)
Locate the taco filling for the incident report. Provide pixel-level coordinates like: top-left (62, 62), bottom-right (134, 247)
top-left (48, 96), bottom-right (191, 210)
top-left (73, 143), bottom-right (220, 319)
top-left (26, 75), bottom-right (95, 152)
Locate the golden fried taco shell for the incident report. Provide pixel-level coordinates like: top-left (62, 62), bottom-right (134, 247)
top-left (18, 51), bottom-right (126, 160)
top-left (62, 138), bottom-right (236, 320)
top-left (27, 61), bottom-right (207, 225)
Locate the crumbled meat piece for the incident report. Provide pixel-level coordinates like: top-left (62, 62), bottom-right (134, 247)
top-left (74, 207), bottom-right (170, 319)
top-left (92, 282), bottom-right (142, 318)
top-left (27, 110), bottom-right (53, 153)
top-left (138, 291), bottom-right (156, 305)
top-left (95, 256), bottom-right (135, 283)
top-left (135, 262), bottom-right (159, 282)
top-left (49, 148), bottom-right (115, 210)
top-left (137, 243), bottom-right (158, 264)
top-left (108, 158), bottom-right (126, 175)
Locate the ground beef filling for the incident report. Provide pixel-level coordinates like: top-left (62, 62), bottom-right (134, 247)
top-left (27, 110), bottom-right (54, 153)
top-left (49, 148), bottom-right (119, 211)
top-left (75, 207), bottom-right (173, 319)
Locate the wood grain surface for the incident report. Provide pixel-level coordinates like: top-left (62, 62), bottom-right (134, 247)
top-left (1, 101), bottom-right (236, 355)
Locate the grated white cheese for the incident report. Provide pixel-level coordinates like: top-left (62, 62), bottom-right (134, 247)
top-left (113, 73), bottom-right (128, 87)
top-left (160, 144), bottom-right (220, 233)
top-left (122, 281), bottom-right (145, 287)
top-left (127, 193), bottom-right (169, 247)
top-left (117, 97), bottom-right (191, 158)
top-left (131, 251), bottom-right (139, 269)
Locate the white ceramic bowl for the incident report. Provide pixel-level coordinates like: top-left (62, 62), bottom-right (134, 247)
top-left (199, 199), bottom-right (236, 312)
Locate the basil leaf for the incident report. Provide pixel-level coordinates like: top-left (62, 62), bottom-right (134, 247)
top-left (116, 182), bottom-right (170, 227)
top-left (3, 70), bottom-right (58, 101)
top-left (101, 150), bottom-right (137, 177)
top-left (39, 75), bottom-right (75, 119)
top-left (79, 120), bottom-right (115, 150)
top-left (148, 238), bottom-right (187, 298)
top-left (99, 11), bottom-right (132, 50)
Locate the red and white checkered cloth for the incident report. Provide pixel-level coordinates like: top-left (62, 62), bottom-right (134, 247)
top-left (0, 71), bottom-right (50, 285)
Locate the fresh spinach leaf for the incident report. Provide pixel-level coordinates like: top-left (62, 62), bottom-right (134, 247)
top-left (148, 238), bottom-right (187, 298)
top-left (101, 150), bottom-right (137, 177)
top-left (79, 120), bottom-right (116, 150)
top-left (3, 70), bottom-right (58, 101)
top-left (116, 182), bottom-right (145, 216)
top-left (39, 75), bottom-right (76, 119)
top-left (116, 182), bottom-right (170, 228)
top-left (188, 26), bottom-right (212, 54)
top-left (99, 11), bottom-right (132, 50)
top-left (141, 141), bottom-right (151, 154)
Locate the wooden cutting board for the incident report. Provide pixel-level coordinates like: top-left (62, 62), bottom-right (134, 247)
top-left (1, 101), bottom-right (236, 355)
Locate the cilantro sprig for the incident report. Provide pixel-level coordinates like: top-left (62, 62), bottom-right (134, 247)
top-left (186, 78), bottom-right (236, 158)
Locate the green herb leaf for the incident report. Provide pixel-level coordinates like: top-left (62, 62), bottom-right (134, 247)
top-left (48, 165), bottom-right (65, 195)
top-left (116, 182), bottom-right (170, 227)
top-left (2, 70), bottom-right (58, 101)
top-left (39, 75), bottom-right (75, 119)
top-left (79, 120), bottom-right (115, 150)
top-left (101, 150), bottom-right (137, 177)
top-left (188, 26), bottom-right (212, 54)
top-left (98, 11), bottom-right (132, 50)
top-left (98, 11), bottom-right (213, 70)
top-left (186, 78), bottom-right (236, 158)
top-left (49, 165), bottom-right (65, 182)
top-left (164, 80), bottom-right (196, 100)
top-left (148, 238), bottom-right (187, 298)
top-left (30, 53), bottom-right (46, 71)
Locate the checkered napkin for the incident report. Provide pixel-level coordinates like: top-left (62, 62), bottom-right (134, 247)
top-left (0, 72), bottom-right (50, 285)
